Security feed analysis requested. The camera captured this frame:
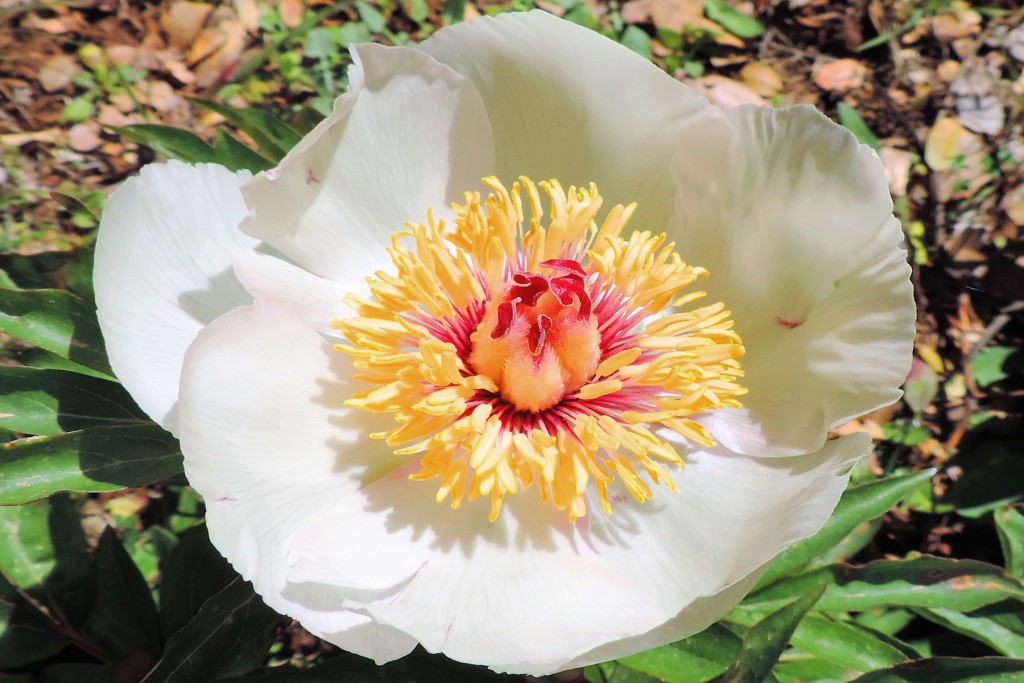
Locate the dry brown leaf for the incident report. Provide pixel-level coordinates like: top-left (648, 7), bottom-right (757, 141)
top-left (160, 56), bottom-right (197, 85)
top-left (22, 15), bottom-right (69, 34)
top-left (925, 118), bottom-right (989, 201)
top-left (621, 0), bottom-right (652, 24)
top-left (739, 62), bottom-right (782, 97)
top-left (686, 75), bottom-right (765, 108)
top-left (186, 26), bottom-right (226, 65)
top-left (161, 2), bottom-right (214, 51)
top-left (1003, 184), bottom-right (1024, 226)
top-left (280, 0), bottom-right (305, 29)
top-left (937, 59), bottom-right (961, 82)
top-left (924, 118), bottom-right (978, 171)
top-left (192, 19), bottom-right (247, 87)
top-left (234, 0), bottom-right (266, 33)
top-left (1007, 23), bottom-right (1024, 62)
top-left (813, 58), bottom-right (868, 93)
top-left (67, 122), bottom-right (103, 152)
top-left (0, 129), bottom-right (62, 146)
top-left (38, 54), bottom-right (80, 93)
top-left (930, 7), bottom-right (981, 42)
top-left (880, 147), bottom-right (913, 198)
top-left (96, 104), bottom-right (134, 127)
top-left (687, 16), bottom-right (744, 47)
top-left (650, 0), bottom-right (704, 31)
top-left (135, 80), bottom-right (182, 112)
top-left (956, 95), bottom-right (1004, 136)
top-left (109, 91), bottom-right (136, 113)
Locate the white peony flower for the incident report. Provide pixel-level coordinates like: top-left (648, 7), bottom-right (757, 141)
top-left (94, 10), bottom-right (915, 675)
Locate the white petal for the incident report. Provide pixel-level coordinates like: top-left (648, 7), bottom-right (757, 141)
top-left (420, 10), bottom-right (712, 228)
top-left (240, 43), bottom-right (495, 287)
top-left (230, 249), bottom-right (349, 334)
top-left (288, 432), bottom-right (867, 674)
top-left (177, 300), bottom-right (402, 645)
top-left (669, 105), bottom-right (915, 456)
top-left (560, 432), bottom-right (869, 670)
top-left (94, 161), bottom-right (257, 434)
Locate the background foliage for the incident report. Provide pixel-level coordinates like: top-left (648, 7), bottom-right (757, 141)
top-left (1, 0), bottom-right (1023, 681)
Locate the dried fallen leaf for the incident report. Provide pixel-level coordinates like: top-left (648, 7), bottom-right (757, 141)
top-left (38, 54), bottom-right (80, 93)
top-left (1003, 184), bottom-right (1024, 226)
top-left (135, 80), bottom-right (182, 112)
top-left (650, 0), bottom-right (704, 31)
top-left (956, 95), bottom-right (1004, 136)
top-left (161, 1), bottom-right (214, 51)
top-left (280, 0), bottom-right (305, 29)
top-left (1007, 24), bottom-right (1024, 62)
top-left (192, 19), bottom-right (247, 88)
top-left (0, 129), bottom-right (62, 146)
top-left (96, 104), bottom-right (133, 127)
top-left (930, 7), bottom-right (981, 42)
top-left (621, 0), bottom-right (652, 24)
top-left (813, 58), bottom-right (868, 93)
top-left (686, 75), bottom-right (765, 108)
top-left (740, 61), bottom-right (782, 97)
top-left (924, 117), bottom-right (978, 171)
top-left (186, 26), bottom-right (226, 66)
top-left (880, 147), bottom-right (913, 198)
top-left (67, 122), bottom-right (103, 152)
top-left (235, 0), bottom-right (266, 33)
top-left (925, 117), bottom-right (989, 201)
top-left (160, 56), bottom-right (197, 85)
top-left (937, 59), bottom-right (961, 82)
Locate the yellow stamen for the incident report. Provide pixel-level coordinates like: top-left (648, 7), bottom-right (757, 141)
top-left (334, 177), bottom-right (745, 522)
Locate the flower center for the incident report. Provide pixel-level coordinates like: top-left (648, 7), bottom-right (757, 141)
top-left (470, 259), bottom-right (600, 413)
top-left (334, 177), bottom-right (746, 522)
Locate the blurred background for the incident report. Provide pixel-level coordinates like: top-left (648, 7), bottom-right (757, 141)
top-left (0, 1), bottom-right (1022, 681)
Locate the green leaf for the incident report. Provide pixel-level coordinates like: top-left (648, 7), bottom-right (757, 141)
top-left (837, 102), bottom-right (881, 152)
top-left (704, 0), bottom-right (763, 38)
top-left (853, 608), bottom-right (914, 636)
top-left (815, 517), bottom-right (882, 567)
top-left (356, 0), bottom-right (387, 33)
top-left (774, 656), bottom-right (853, 683)
top-left (727, 611), bottom-right (913, 672)
top-left (50, 192), bottom-right (98, 223)
top-left (289, 650), bottom-right (507, 682)
top-left (0, 496), bottom-right (93, 668)
top-left (213, 129), bottom-right (275, 172)
top-left (42, 663), bottom-right (116, 683)
top-left (758, 470), bottom-right (935, 587)
top-left (616, 624), bottom-right (740, 682)
top-left (188, 98), bottom-right (302, 162)
top-left (159, 524), bottom-right (238, 637)
top-left (713, 586), bottom-right (825, 683)
top-left (83, 527), bottom-right (162, 661)
top-left (620, 25), bottom-right (652, 60)
top-left (943, 418), bottom-right (1024, 516)
top-left (111, 124), bottom-right (221, 164)
top-left (441, 0), bottom-right (467, 24)
top-left (0, 367), bottom-right (146, 435)
top-left (0, 288), bottom-right (112, 377)
top-left (0, 249), bottom-right (94, 299)
top-left (0, 424), bottom-right (183, 505)
top-left (850, 657), bottom-right (1024, 682)
top-left (6, 347), bottom-right (112, 380)
top-left (996, 506), bottom-right (1024, 579)
top-left (0, 601), bottom-right (69, 669)
top-left (915, 601), bottom-right (1024, 657)
top-left (744, 557), bottom-right (1024, 614)
top-left (972, 346), bottom-right (1016, 387)
top-left (143, 576), bottom-right (281, 681)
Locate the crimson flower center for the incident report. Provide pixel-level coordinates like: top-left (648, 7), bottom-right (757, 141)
top-left (470, 259), bottom-right (601, 413)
